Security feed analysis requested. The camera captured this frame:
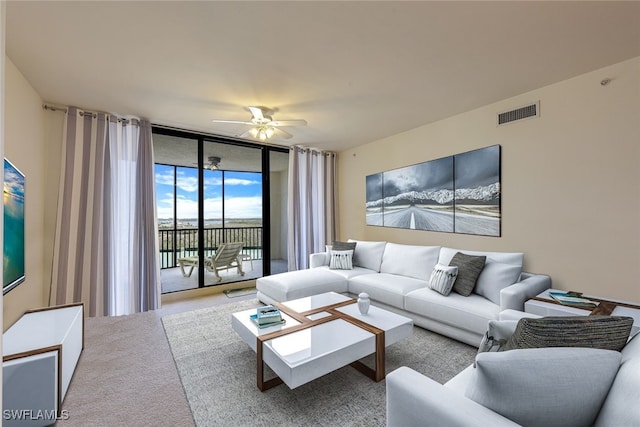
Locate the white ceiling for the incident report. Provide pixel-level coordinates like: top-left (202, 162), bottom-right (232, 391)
top-left (6, 1), bottom-right (640, 152)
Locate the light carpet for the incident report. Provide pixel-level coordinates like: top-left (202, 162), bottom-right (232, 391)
top-left (162, 299), bottom-right (476, 427)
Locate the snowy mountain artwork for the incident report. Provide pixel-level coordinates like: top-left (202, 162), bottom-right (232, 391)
top-left (366, 145), bottom-right (500, 236)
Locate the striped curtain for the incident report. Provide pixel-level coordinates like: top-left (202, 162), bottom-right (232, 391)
top-left (287, 147), bottom-right (336, 270)
top-left (49, 107), bottom-right (160, 316)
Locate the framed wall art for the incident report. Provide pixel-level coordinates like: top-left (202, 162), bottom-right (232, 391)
top-left (366, 145), bottom-right (500, 237)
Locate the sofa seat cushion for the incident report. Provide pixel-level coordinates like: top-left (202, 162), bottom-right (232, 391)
top-left (405, 287), bottom-right (500, 336)
top-left (256, 269), bottom-right (348, 302)
top-left (314, 265), bottom-right (377, 280)
top-left (379, 243), bottom-right (440, 281)
top-left (348, 273), bottom-right (428, 309)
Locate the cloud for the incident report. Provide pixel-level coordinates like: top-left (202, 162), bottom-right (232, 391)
top-left (225, 178), bottom-right (260, 186)
top-left (155, 169), bottom-right (199, 192)
top-left (156, 195), bottom-right (263, 220)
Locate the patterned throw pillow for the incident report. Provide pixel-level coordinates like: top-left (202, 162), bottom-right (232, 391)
top-left (477, 320), bottom-right (518, 352)
top-left (329, 250), bottom-right (354, 270)
top-left (448, 252), bottom-right (486, 296)
top-left (427, 264), bottom-right (458, 296)
top-left (502, 315), bottom-right (634, 352)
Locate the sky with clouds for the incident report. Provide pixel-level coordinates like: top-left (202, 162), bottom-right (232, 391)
top-left (155, 165), bottom-right (262, 219)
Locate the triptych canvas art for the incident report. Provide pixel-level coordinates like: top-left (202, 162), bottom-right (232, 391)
top-left (366, 145), bottom-right (501, 237)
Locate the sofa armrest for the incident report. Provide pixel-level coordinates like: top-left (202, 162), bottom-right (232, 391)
top-left (500, 272), bottom-right (551, 312)
top-left (309, 252), bottom-right (329, 268)
top-left (386, 367), bottom-right (519, 427)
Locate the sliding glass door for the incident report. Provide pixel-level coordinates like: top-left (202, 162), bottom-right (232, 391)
top-left (201, 140), bottom-right (263, 286)
top-left (153, 128), bottom-right (288, 293)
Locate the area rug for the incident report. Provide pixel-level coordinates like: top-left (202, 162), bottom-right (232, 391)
top-left (162, 299), bottom-right (476, 427)
top-left (223, 287), bottom-right (257, 298)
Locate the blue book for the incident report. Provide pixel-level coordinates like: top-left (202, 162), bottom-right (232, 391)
top-left (256, 305), bottom-right (282, 325)
top-left (250, 313), bottom-right (286, 328)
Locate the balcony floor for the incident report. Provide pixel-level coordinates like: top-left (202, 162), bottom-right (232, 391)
top-left (160, 258), bottom-right (288, 294)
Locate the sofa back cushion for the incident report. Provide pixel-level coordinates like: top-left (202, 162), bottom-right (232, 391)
top-left (380, 243), bottom-right (440, 281)
top-left (466, 347), bottom-right (622, 427)
top-left (347, 240), bottom-right (387, 272)
top-left (439, 247), bottom-right (524, 304)
top-left (595, 332), bottom-right (640, 426)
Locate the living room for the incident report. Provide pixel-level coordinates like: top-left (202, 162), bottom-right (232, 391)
top-left (1, 2), bottom-right (639, 426)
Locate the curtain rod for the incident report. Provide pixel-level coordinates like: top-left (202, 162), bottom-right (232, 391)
top-left (291, 145), bottom-right (336, 156)
top-left (44, 104), bottom-right (330, 152)
top-left (42, 103), bottom-right (137, 124)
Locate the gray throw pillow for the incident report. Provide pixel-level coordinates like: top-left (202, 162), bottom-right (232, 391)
top-left (502, 315), bottom-right (633, 352)
top-left (332, 240), bottom-right (356, 252)
top-left (448, 252), bottom-right (486, 297)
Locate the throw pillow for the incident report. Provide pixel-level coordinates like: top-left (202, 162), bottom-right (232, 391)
top-left (465, 347), bottom-right (622, 427)
top-left (329, 250), bottom-right (354, 270)
top-left (502, 315), bottom-right (634, 352)
top-left (324, 245), bottom-right (333, 265)
top-left (332, 240), bottom-right (356, 252)
top-left (475, 319), bottom-right (518, 366)
top-left (427, 264), bottom-right (458, 296)
top-left (448, 252), bottom-right (486, 297)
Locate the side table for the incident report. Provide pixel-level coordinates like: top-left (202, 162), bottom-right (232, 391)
top-left (3, 303), bottom-right (84, 426)
top-left (525, 289), bottom-right (640, 335)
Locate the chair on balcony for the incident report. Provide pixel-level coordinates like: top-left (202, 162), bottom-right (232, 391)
top-left (204, 242), bottom-right (246, 282)
top-left (177, 255), bottom-right (199, 277)
top-left (177, 242), bottom-right (246, 280)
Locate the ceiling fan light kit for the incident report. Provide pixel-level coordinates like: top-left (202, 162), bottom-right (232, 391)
top-left (212, 106), bottom-right (306, 141)
top-left (207, 156), bottom-right (221, 170)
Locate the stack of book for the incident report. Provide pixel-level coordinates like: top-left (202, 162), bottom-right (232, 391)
top-left (250, 305), bottom-right (286, 328)
top-left (549, 291), bottom-right (598, 308)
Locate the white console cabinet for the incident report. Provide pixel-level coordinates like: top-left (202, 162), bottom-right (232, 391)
top-left (2, 303), bottom-right (84, 426)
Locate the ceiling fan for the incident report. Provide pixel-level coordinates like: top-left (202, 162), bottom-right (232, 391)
top-left (193, 156), bottom-right (221, 170)
top-left (211, 106), bottom-right (307, 140)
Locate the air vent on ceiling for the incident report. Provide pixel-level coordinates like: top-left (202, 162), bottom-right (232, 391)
top-left (497, 101), bottom-right (540, 126)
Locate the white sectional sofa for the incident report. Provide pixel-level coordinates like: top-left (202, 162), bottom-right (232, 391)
top-left (256, 240), bottom-right (551, 346)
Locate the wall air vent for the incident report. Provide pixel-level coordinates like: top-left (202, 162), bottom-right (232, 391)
top-left (497, 101), bottom-right (540, 126)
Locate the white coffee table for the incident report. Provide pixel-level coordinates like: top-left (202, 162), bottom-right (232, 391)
top-left (231, 292), bottom-right (413, 391)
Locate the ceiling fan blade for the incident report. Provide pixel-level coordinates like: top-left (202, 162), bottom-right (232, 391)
top-left (211, 119), bottom-right (253, 125)
top-left (238, 129), bottom-right (254, 138)
top-left (270, 119), bottom-right (307, 127)
top-left (248, 106), bottom-right (264, 121)
top-left (273, 128), bottom-right (293, 139)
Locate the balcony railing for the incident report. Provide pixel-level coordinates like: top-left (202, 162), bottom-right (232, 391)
top-left (158, 226), bottom-right (262, 269)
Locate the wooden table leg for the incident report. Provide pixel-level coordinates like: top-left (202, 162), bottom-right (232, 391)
top-left (256, 338), bottom-right (283, 392)
top-left (349, 331), bottom-right (386, 382)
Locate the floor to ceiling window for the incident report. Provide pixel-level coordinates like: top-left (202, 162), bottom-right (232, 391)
top-left (153, 128), bottom-right (288, 294)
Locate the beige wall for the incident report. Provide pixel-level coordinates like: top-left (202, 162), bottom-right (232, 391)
top-left (338, 56), bottom-right (640, 302)
top-left (2, 57), bottom-right (49, 328)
